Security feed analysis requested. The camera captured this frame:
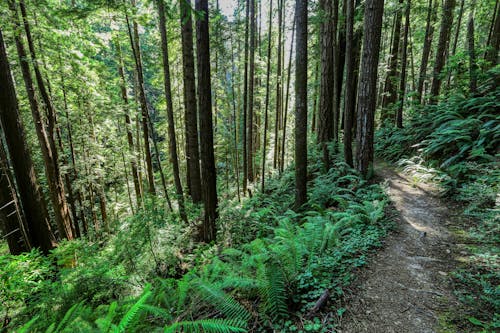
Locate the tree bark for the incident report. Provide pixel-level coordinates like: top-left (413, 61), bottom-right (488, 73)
top-left (179, 0), bottom-right (202, 203)
top-left (0, 141), bottom-right (29, 254)
top-left (158, 0), bottom-right (188, 222)
top-left (126, 1), bottom-right (156, 194)
top-left (242, 0), bottom-right (250, 194)
top-left (115, 38), bottom-right (142, 207)
top-left (0, 28), bottom-right (56, 253)
top-left (273, 0), bottom-right (283, 170)
top-left (195, 0), bottom-right (218, 242)
top-left (356, 0), bottom-right (385, 177)
top-left (261, 0), bottom-right (273, 192)
top-left (397, 0), bottom-right (411, 129)
top-left (294, 0), bottom-right (308, 209)
top-left (485, 0), bottom-right (500, 67)
top-left (318, 0), bottom-right (335, 169)
top-left (416, 0), bottom-right (438, 102)
top-left (16, 0), bottom-right (74, 240)
top-left (429, 0), bottom-right (456, 103)
top-left (247, 0), bottom-right (256, 183)
top-left (467, 3), bottom-right (477, 94)
top-left (281, 16), bottom-right (295, 174)
top-left (343, 0), bottom-right (355, 167)
top-left (380, 0), bottom-right (403, 123)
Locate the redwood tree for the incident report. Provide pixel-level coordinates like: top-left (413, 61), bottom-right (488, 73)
top-left (356, 0), bottom-right (385, 177)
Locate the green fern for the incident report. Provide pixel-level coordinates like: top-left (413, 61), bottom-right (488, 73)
top-left (164, 319), bottom-right (248, 333)
top-left (116, 285), bottom-right (152, 332)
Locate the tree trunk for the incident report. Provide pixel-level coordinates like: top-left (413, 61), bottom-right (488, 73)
top-left (331, 0), bottom-right (340, 143)
top-left (0, 28), bottom-right (56, 253)
top-left (126, 1), bottom-right (156, 195)
top-left (318, 0), bottom-right (335, 168)
top-left (261, 0), bottom-right (273, 192)
top-left (195, 0), bottom-right (218, 242)
top-left (179, 0), bottom-right (202, 203)
top-left (247, 0), bottom-right (256, 183)
top-left (281, 16), bottom-right (295, 174)
top-left (273, 0), bottom-right (283, 170)
top-left (158, 0), bottom-right (188, 222)
top-left (416, 0), bottom-right (438, 102)
top-left (0, 141), bottom-right (29, 254)
top-left (468, 3), bottom-right (477, 94)
top-left (294, 0), bottom-right (308, 209)
top-left (16, 0), bottom-right (74, 240)
top-left (397, 0), bottom-right (411, 129)
top-left (115, 38), bottom-right (142, 207)
top-left (356, 0), bottom-right (385, 177)
top-left (429, 0), bottom-right (456, 103)
top-left (380, 0), bottom-right (403, 123)
top-left (485, 0), bottom-right (500, 67)
top-left (242, 0), bottom-right (250, 194)
top-left (343, 0), bottom-right (355, 167)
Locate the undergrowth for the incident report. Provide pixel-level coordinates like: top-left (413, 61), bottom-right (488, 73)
top-left (1, 151), bottom-right (391, 333)
top-left (375, 70), bottom-right (500, 332)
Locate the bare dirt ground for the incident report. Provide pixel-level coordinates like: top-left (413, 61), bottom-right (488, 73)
top-left (338, 164), bottom-right (462, 333)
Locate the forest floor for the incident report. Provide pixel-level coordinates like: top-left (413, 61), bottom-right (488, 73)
top-left (338, 162), bottom-right (466, 333)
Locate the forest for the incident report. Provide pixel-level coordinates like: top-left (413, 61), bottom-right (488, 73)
top-left (0, 0), bottom-right (498, 332)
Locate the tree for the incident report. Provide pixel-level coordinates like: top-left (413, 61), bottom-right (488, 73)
top-left (485, 0), bottom-right (500, 67)
top-left (396, 0), bottom-right (411, 128)
top-left (356, 0), bottom-right (385, 177)
top-left (157, 0), bottom-right (188, 222)
top-left (126, 0), bottom-right (156, 194)
top-left (429, 0), bottom-right (456, 102)
top-left (380, 0), bottom-right (403, 124)
top-left (195, 0), bottom-right (218, 242)
top-left (0, 28), bottom-right (56, 253)
top-left (261, 0), bottom-right (273, 191)
top-left (317, 0), bottom-right (335, 168)
top-left (242, 0), bottom-right (250, 194)
top-left (416, 0), bottom-right (438, 102)
top-left (343, 0), bottom-right (356, 166)
top-left (294, 0), bottom-right (308, 209)
top-left (179, 0), bottom-right (202, 203)
top-left (467, 1), bottom-right (477, 94)
top-left (0, 141), bottom-right (29, 254)
top-left (247, 0), bottom-right (256, 183)
top-left (14, 0), bottom-right (75, 240)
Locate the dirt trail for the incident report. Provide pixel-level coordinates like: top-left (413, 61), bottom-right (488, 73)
top-left (338, 164), bottom-right (461, 333)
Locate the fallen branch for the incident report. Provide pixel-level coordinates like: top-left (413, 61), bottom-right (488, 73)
top-left (306, 289), bottom-right (330, 318)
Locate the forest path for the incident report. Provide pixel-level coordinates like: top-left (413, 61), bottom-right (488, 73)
top-left (338, 162), bottom-right (461, 333)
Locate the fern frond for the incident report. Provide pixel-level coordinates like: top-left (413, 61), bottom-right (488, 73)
top-left (164, 318), bottom-right (248, 333)
top-left (117, 285), bottom-right (152, 332)
top-left (194, 282), bottom-right (251, 321)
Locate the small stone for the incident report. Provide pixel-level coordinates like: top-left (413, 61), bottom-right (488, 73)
top-left (438, 271), bottom-right (447, 276)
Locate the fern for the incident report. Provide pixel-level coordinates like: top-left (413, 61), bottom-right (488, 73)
top-left (164, 319), bottom-right (247, 333)
top-left (116, 285), bottom-right (152, 332)
top-left (260, 261), bottom-right (288, 321)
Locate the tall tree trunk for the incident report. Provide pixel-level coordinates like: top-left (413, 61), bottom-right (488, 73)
top-left (318, 0), bottom-right (335, 168)
top-left (158, 0), bottom-right (187, 222)
top-left (416, 0), bottom-right (438, 102)
top-left (16, 0), bottom-right (74, 240)
top-left (337, 0), bottom-right (347, 133)
top-left (468, 2), bottom-right (477, 94)
top-left (261, 0), bottom-right (273, 191)
top-left (446, 0), bottom-right (465, 89)
top-left (397, 0), bottom-right (411, 128)
top-left (295, 0), bottom-right (308, 209)
top-left (356, 0), bottom-right (385, 177)
top-left (343, 0), bottom-right (355, 167)
top-left (115, 39), bottom-right (142, 207)
top-left (126, 1), bottom-right (156, 195)
top-left (229, 32), bottom-right (241, 202)
top-left (485, 0), bottom-right (500, 67)
top-left (273, 0), bottom-right (283, 170)
top-left (380, 0), bottom-right (403, 123)
top-left (247, 0), bottom-right (256, 183)
top-left (242, 0), bottom-right (250, 194)
top-left (195, 0), bottom-right (218, 242)
top-left (0, 141), bottom-right (29, 254)
top-left (179, 0), bottom-right (202, 203)
top-left (331, 0), bottom-right (340, 143)
top-left (0, 28), bottom-right (56, 253)
top-left (430, 0), bottom-right (456, 103)
top-left (281, 16), bottom-right (295, 174)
